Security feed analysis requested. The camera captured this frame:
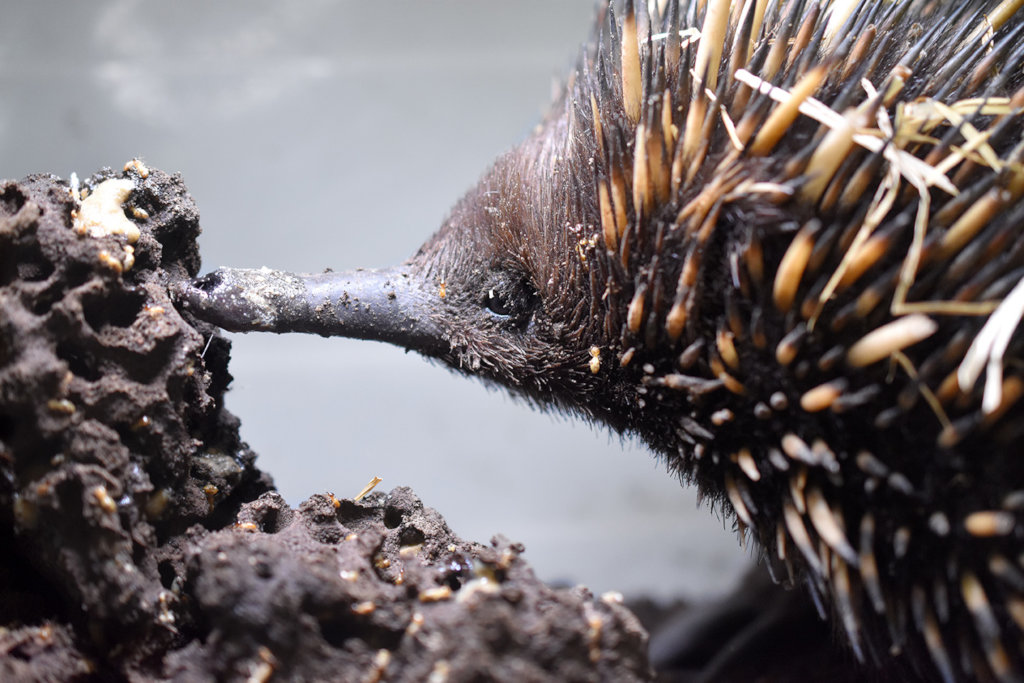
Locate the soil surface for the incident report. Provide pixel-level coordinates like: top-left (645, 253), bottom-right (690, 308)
top-left (0, 168), bottom-right (651, 681)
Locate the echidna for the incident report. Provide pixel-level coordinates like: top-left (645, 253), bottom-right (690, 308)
top-left (179, 1), bottom-right (1024, 680)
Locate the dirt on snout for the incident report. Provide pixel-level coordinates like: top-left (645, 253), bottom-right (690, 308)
top-left (0, 168), bottom-right (652, 682)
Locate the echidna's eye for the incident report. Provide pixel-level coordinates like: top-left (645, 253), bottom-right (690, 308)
top-left (482, 274), bottom-right (538, 324)
top-left (486, 287), bottom-right (516, 317)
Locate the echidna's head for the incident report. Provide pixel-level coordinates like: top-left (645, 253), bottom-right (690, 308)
top-left (395, 112), bottom-right (627, 421)
top-left (179, 9), bottom-right (643, 431)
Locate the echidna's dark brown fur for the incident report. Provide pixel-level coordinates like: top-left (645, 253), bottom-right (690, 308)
top-left (184, 1), bottom-right (1024, 680)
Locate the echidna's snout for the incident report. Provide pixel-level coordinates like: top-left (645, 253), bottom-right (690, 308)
top-left (177, 266), bottom-right (447, 353)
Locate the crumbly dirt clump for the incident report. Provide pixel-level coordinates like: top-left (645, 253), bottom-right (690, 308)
top-left (0, 169), bottom-right (651, 681)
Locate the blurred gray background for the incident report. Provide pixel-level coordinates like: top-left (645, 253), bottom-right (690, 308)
top-left (0, 1), bottom-right (748, 601)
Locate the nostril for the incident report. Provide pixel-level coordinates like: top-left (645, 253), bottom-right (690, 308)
top-left (193, 271), bottom-right (224, 293)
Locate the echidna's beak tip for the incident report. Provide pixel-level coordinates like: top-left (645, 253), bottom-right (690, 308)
top-left (172, 271), bottom-right (219, 311)
top-left (170, 270), bottom-right (212, 318)
top-left (173, 268), bottom-right (275, 332)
